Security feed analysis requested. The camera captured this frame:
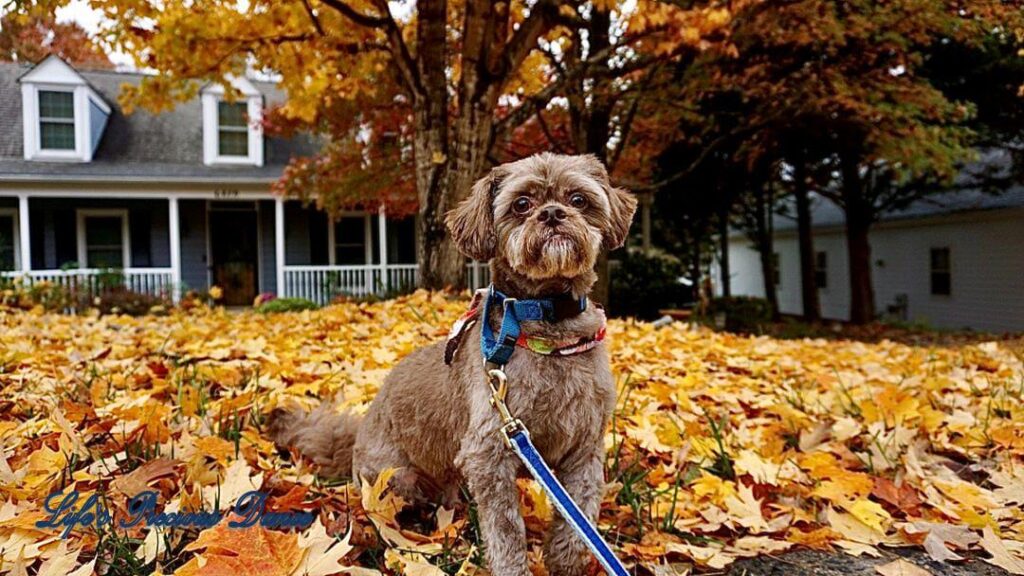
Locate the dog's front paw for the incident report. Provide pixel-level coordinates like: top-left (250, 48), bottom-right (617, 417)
top-left (544, 532), bottom-right (597, 576)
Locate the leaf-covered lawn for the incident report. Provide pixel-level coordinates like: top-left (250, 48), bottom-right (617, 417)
top-left (1, 291), bottom-right (1022, 575)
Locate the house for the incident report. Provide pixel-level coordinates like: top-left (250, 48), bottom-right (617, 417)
top-left (0, 56), bottom-right (483, 306)
top-left (721, 168), bottom-right (1024, 333)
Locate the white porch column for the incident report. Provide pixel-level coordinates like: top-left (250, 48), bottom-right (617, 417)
top-left (275, 198), bottom-right (286, 297)
top-left (168, 197), bottom-right (181, 303)
top-left (378, 207), bottom-right (388, 292)
top-left (17, 194), bottom-right (30, 272)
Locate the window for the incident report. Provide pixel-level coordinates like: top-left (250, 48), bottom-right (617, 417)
top-left (930, 247), bottom-right (951, 296)
top-left (21, 57), bottom-right (112, 161)
top-left (815, 251), bottom-right (828, 288)
top-left (772, 252), bottom-right (781, 286)
top-left (333, 217), bottom-right (368, 265)
top-left (77, 211), bottom-right (128, 269)
top-left (217, 101), bottom-right (249, 157)
top-left (0, 212), bottom-right (16, 271)
top-left (201, 80), bottom-right (263, 165)
top-left (39, 90), bottom-right (75, 150)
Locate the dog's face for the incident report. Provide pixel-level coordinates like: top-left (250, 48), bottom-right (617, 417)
top-left (446, 153), bottom-right (637, 280)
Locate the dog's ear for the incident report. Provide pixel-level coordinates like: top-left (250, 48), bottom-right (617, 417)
top-left (604, 184), bottom-right (638, 250)
top-left (578, 155), bottom-right (637, 250)
top-left (446, 166), bottom-right (503, 260)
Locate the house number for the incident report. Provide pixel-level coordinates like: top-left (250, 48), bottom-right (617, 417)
top-left (214, 189), bottom-right (239, 198)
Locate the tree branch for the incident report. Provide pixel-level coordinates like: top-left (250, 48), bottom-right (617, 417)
top-left (607, 64), bottom-right (661, 171)
top-left (619, 118), bottom-right (782, 192)
top-left (536, 107), bottom-right (572, 154)
top-left (318, 0), bottom-right (421, 94)
top-left (499, 0), bottom-right (561, 78)
top-left (318, 0), bottom-right (389, 27)
top-left (493, 38), bottom-right (665, 139)
top-left (369, 0), bottom-right (422, 94)
top-left (301, 0), bottom-right (325, 35)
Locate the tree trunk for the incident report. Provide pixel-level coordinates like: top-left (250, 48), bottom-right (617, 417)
top-left (641, 193), bottom-right (652, 255)
top-left (691, 232), bottom-right (703, 306)
top-left (414, 0), bottom-right (508, 290)
top-left (793, 159), bottom-right (820, 321)
top-left (753, 182), bottom-right (779, 317)
top-left (413, 0), bottom-right (457, 290)
top-left (840, 154), bottom-right (875, 324)
top-left (718, 212), bottom-right (730, 298)
top-left (845, 217), bottom-right (874, 324)
top-left (582, 6), bottom-right (615, 306)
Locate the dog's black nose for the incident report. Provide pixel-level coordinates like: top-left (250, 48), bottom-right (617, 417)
top-left (537, 205), bottom-right (567, 226)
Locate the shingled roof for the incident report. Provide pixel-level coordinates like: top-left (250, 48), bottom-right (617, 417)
top-left (0, 61), bottom-right (318, 183)
top-left (763, 149), bottom-right (1024, 232)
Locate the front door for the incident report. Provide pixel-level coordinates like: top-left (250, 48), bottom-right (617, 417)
top-left (209, 204), bottom-right (259, 306)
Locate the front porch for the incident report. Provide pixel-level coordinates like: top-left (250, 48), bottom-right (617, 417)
top-left (0, 193), bottom-right (489, 306)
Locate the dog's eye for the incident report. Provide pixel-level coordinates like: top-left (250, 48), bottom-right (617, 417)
top-left (569, 193), bottom-right (587, 209)
top-left (512, 197), bottom-right (532, 214)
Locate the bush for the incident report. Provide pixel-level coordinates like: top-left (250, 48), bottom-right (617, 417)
top-left (81, 286), bottom-right (171, 316)
top-left (609, 249), bottom-right (692, 319)
top-left (707, 296), bottom-right (772, 333)
top-left (1, 276), bottom-right (171, 316)
top-left (1, 277), bottom-right (70, 311)
top-left (256, 297), bottom-right (318, 314)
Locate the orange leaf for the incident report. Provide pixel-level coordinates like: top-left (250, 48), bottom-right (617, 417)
top-left (179, 516), bottom-right (304, 576)
top-left (871, 477), bottom-right (922, 516)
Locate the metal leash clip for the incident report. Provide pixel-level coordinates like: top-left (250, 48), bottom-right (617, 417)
top-left (486, 367), bottom-right (525, 447)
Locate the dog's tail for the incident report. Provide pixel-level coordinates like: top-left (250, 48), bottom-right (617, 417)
top-left (267, 402), bottom-right (361, 479)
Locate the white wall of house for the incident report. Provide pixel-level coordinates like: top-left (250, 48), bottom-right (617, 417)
top-left (720, 208), bottom-right (1024, 333)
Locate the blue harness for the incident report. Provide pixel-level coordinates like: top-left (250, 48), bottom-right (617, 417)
top-left (478, 286), bottom-right (588, 365)
top-left (478, 286), bottom-right (630, 576)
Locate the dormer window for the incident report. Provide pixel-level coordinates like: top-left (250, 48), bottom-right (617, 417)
top-left (217, 101), bottom-right (249, 157)
top-left (38, 90), bottom-right (76, 150)
top-left (201, 77), bottom-right (264, 166)
top-left (20, 55), bottom-right (111, 162)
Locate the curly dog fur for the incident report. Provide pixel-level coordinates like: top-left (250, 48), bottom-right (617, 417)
top-left (270, 153), bottom-right (637, 576)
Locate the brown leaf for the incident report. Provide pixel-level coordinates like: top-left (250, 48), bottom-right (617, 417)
top-left (110, 458), bottom-right (179, 499)
top-left (874, 559), bottom-right (932, 576)
top-left (871, 477), bottom-right (922, 515)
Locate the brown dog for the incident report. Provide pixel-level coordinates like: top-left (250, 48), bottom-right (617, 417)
top-left (270, 153), bottom-right (637, 576)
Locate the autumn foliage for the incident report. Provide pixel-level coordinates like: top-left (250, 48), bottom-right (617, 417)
top-left (1, 293), bottom-right (1023, 574)
top-left (0, 13), bottom-right (113, 69)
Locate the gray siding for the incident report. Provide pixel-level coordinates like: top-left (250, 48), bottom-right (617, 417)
top-left (284, 202), bottom-right (311, 265)
top-left (723, 208), bottom-right (1024, 333)
top-left (17, 197), bottom-right (171, 270)
top-left (284, 201), bottom-right (329, 265)
top-left (178, 199), bottom-right (208, 291)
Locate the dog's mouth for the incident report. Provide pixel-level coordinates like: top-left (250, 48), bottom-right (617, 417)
top-left (501, 220), bottom-right (601, 280)
top-left (545, 230), bottom-right (572, 243)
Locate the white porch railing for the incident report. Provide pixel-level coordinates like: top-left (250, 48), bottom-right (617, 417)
top-left (282, 264), bottom-right (419, 304)
top-left (281, 262), bottom-right (491, 305)
top-left (0, 268), bottom-right (175, 298)
top-left (467, 261), bottom-right (491, 290)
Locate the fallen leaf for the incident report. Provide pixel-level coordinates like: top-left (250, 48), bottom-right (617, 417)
top-left (874, 559), bottom-right (932, 576)
top-left (980, 527), bottom-right (1024, 575)
top-left (293, 520), bottom-right (356, 576)
top-left (181, 517), bottom-right (304, 576)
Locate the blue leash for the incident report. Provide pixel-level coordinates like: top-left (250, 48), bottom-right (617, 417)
top-left (508, 427), bottom-right (630, 576)
top-left (484, 367), bottom-right (629, 576)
